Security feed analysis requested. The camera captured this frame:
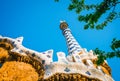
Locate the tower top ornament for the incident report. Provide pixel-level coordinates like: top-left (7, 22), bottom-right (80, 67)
top-left (60, 20), bottom-right (68, 30)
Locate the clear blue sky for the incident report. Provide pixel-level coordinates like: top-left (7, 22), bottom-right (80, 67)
top-left (0, 0), bottom-right (120, 80)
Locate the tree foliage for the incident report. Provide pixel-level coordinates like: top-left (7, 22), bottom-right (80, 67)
top-left (56, 0), bottom-right (120, 29)
top-left (55, 0), bottom-right (120, 65)
top-left (94, 38), bottom-right (120, 65)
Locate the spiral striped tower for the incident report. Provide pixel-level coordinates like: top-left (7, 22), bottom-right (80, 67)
top-left (60, 21), bottom-right (82, 55)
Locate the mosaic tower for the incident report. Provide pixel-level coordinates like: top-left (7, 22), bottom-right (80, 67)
top-left (60, 21), bottom-right (82, 55)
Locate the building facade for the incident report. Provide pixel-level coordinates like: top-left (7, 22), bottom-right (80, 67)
top-left (0, 22), bottom-right (114, 81)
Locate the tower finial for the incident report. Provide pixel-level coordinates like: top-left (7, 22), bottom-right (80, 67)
top-left (59, 20), bottom-right (68, 30)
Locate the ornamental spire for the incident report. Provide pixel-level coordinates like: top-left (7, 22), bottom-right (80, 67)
top-left (60, 21), bottom-right (82, 55)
